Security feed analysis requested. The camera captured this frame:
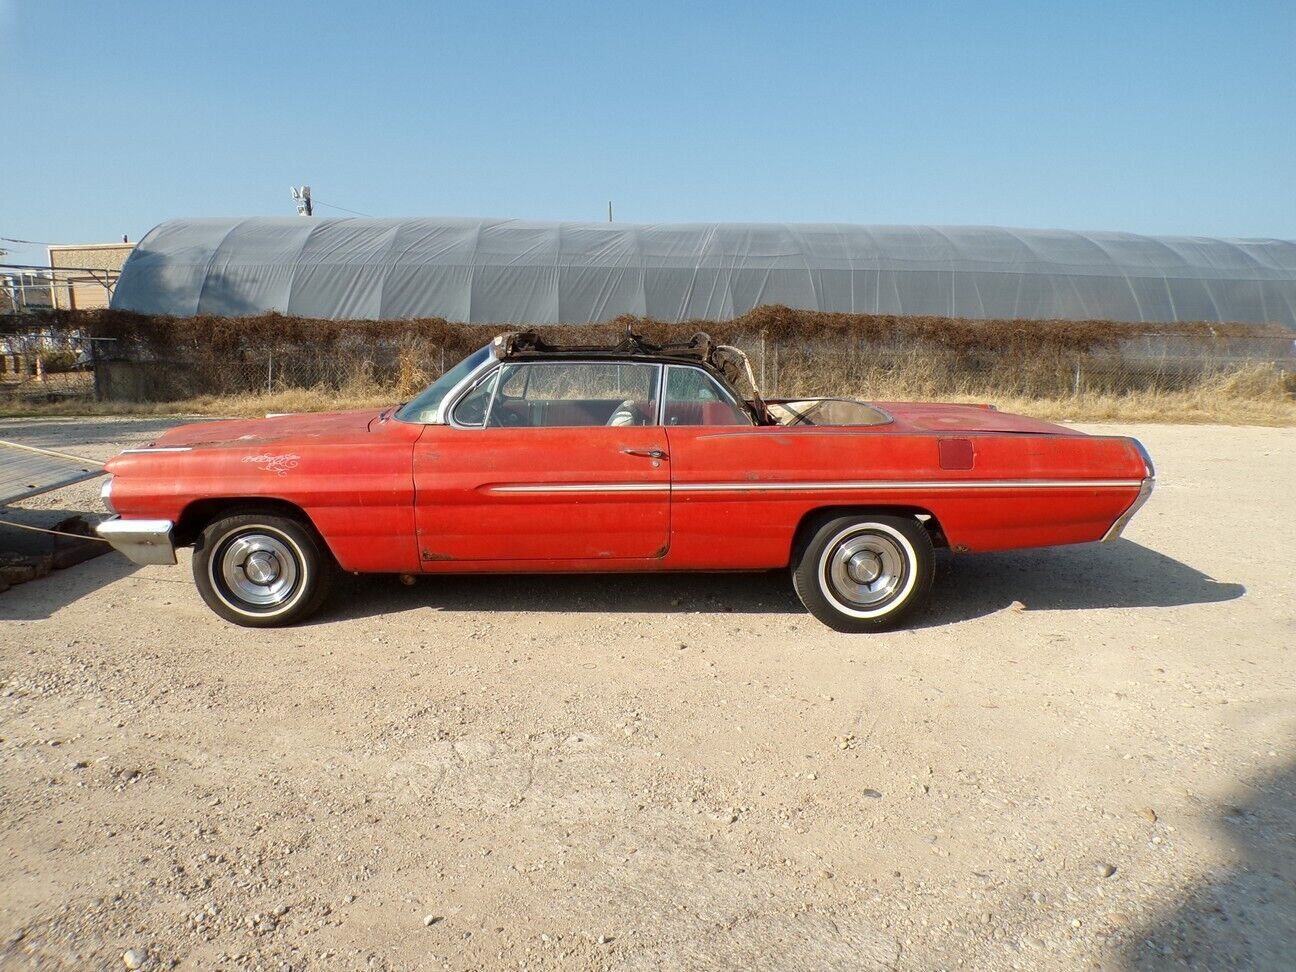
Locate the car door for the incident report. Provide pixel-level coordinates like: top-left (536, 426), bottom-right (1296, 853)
top-left (412, 359), bottom-right (670, 564)
top-left (657, 364), bottom-right (783, 568)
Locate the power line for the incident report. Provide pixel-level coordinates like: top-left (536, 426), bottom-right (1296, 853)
top-left (311, 199), bottom-right (374, 218)
top-left (1, 236), bottom-right (54, 246)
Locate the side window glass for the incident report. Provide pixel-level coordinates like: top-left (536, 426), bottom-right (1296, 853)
top-left (663, 367), bottom-right (750, 426)
top-left (450, 369), bottom-right (499, 428)
top-left (487, 362), bottom-right (660, 427)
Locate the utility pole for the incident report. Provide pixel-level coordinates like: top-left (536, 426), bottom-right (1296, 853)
top-left (291, 186), bottom-right (313, 216)
top-left (608, 201), bottom-right (613, 223)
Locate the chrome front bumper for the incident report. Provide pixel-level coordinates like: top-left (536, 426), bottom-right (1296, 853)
top-left (95, 516), bottom-right (177, 566)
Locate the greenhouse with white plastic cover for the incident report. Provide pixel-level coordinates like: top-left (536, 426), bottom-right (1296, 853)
top-left (110, 217), bottom-right (1296, 329)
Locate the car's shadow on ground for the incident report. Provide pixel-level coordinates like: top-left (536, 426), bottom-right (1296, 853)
top-left (915, 538), bottom-right (1245, 628)
top-left (1120, 757), bottom-right (1296, 969)
top-left (326, 569), bottom-right (802, 622)
top-left (312, 539), bottom-right (1244, 627)
top-left (0, 547), bottom-right (139, 621)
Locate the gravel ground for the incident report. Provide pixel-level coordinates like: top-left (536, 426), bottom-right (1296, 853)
top-left (1, 417), bottom-right (1293, 971)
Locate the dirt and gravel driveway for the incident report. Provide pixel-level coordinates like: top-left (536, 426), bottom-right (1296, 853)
top-left (1, 417), bottom-right (1293, 971)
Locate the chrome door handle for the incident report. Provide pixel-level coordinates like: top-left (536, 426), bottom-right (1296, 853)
top-left (621, 447), bottom-right (668, 460)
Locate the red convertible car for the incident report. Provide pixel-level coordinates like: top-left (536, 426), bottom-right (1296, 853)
top-left (96, 332), bottom-right (1154, 632)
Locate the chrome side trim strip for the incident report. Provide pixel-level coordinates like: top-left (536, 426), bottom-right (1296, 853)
top-left (487, 478), bottom-right (1143, 495)
top-left (1102, 477), bottom-right (1156, 542)
top-left (489, 483), bottom-right (670, 494)
top-left (121, 446), bottom-right (193, 454)
top-left (95, 516), bottom-right (178, 566)
top-left (674, 478), bottom-right (1144, 492)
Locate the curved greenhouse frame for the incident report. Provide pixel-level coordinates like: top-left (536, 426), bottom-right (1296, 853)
top-left (111, 217), bottom-right (1296, 328)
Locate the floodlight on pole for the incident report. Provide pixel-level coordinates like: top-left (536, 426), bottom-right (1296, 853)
top-left (291, 186), bottom-right (313, 216)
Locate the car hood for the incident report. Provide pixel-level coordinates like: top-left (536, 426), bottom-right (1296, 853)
top-left (148, 409), bottom-right (388, 449)
top-left (876, 402), bottom-right (1073, 435)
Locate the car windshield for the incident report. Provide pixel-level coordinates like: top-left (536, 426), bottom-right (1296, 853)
top-left (395, 345), bottom-right (492, 424)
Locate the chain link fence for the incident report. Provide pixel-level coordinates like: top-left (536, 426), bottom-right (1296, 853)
top-left (0, 331), bottom-right (114, 401)
top-left (91, 333), bottom-right (1296, 404)
top-left (727, 330), bottom-right (1296, 400)
top-left (3, 314), bottom-right (1293, 407)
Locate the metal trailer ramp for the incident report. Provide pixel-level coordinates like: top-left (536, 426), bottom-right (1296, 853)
top-left (0, 439), bottom-right (104, 506)
top-left (0, 439), bottom-right (108, 589)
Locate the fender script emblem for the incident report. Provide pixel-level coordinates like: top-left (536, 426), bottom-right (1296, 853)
top-left (241, 453), bottom-right (300, 476)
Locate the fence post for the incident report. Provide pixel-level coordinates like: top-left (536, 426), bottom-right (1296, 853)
top-left (267, 351), bottom-right (273, 394)
top-left (90, 338), bottom-right (103, 402)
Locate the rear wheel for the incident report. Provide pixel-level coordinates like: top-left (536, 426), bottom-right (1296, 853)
top-left (792, 514), bottom-right (934, 632)
top-left (193, 511), bottom-right (333, 627)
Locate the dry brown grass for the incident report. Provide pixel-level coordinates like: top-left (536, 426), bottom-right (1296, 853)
top-left (6, 306), bottom-right (1290, 425)
top-left (4, 362), bottom-right (1292, 426)
top-left (0, 388), bottom-right (394, 420)
top-left (951, 389), bottom-right (1296, 426)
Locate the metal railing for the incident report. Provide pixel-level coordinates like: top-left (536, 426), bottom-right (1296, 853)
top-left (0, 264), bottom-right (121, 314)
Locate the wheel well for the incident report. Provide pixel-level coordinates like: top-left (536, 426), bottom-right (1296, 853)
top-left (789, 505), bottom-right (948, 564)
top-left (174, 497), bottom-right (317, 548)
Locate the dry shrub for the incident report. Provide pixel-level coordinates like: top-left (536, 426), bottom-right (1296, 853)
top-left (395, 339), bottom-right (437, 398)
top-left (1202, 361), bottom-right (1292, 400)
top-left (11, 305), bottom-right (1293, 425)
top-left (30, 305), bottom-right (1288, 362)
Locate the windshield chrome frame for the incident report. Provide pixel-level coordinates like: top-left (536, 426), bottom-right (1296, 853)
top-left (396, 343), bottom-right (501, 425)
top-left (446, 365), bottom-right (504, 430)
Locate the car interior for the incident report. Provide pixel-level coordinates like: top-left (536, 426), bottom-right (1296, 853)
top-left (453, 361), bottom-right (753, 428)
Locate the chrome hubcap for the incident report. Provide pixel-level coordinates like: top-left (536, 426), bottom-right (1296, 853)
top-left (827, 533), bottom-right (906, 608)
top-left (846, 550), bottom-right (882, 584)
top-left (219, 533), bottom-right (298, 607)
top-left (244, 550), bottom-right (280, 585)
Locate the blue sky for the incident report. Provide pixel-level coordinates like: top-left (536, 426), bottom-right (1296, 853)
top-left (2, 0), bottom-right (1293, 265)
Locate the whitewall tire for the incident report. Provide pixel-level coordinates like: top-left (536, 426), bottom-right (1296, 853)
top-left (792, 514), bottom-right (934, 632)
top-left (193, 511), bottom-right (333, 627)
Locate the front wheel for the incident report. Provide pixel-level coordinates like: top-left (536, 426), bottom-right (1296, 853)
top-left (193, 511), bottom-right (333, 627)
top-left (792, 514), bottom-right (934, 632)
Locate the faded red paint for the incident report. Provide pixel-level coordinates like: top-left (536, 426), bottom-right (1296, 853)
top-left (104, 403), bottom-right (1151, 575)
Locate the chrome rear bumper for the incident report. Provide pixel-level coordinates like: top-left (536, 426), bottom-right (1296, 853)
top-left (95, 516), bottom-right (177, 566)
top-left (1103, 438), bottom-right (1156, 543)
top-left (1102, 477), bottom-right (1155, 542)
